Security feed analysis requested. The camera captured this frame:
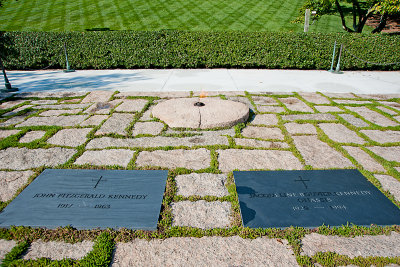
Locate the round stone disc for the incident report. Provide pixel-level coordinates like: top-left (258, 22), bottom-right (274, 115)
top-left (152, 98), bottom-right (249, 129)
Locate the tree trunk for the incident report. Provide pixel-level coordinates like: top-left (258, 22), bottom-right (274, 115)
top-left (372, 13), bottom-right (388, 33)
top-left (335, 0), bottom-right (354, 32)
top-left (352, 1), bottom-right (358, 31)
top-left (358, 9), bottom-right (374, 33)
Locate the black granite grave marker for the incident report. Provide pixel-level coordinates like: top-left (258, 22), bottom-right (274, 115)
top-left (0, 169), bottom-right (168, 230)
top-left (234, 170), bottom-right (400, 228)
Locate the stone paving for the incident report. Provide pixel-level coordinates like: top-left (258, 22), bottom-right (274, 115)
top-left (0, 91), bottom-right (400, 265)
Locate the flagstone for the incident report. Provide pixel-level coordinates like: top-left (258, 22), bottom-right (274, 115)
top-left (32, 104), bottom-right (90, 110)
top-left (175, 173), bottom-right (229, 197)
top-left (171, 200), bottom-right (231, 229)
top-left (74, 149), bottom-right (134, 167)
top-left (279, 97), bottom-right (313, 112)
top-left (343, 146), bottom-right (385, 172)
top-left (0, 147), bottom-right (76, 170)
top-left (18, 92), bottom-right (86, 98)
top-left (251, 96), bottom-right (277, 105)
top-left (0, 100), bottom-right (26, 109)
top-left (81, 91), bottom-right (113, 103)
top-left (17, 115), bottom-right (88, 127)
top-left (338, 114), bottom-right (369, 127)
top-left (80, 115), bottom-right (109, 126)
top-left (47, 128), bottom-right (92, 147)
top-left (347, 107), bottom-right (398, 127)
top-left (2, 105), bottom-right (33, 117)
top-left (298, 92), bottom-right (330, 104)
top-left (242, 126), bottom-right (284, 140)
top-left (0, 114), bottom-right (31, 127)
top-left (395, 116), bottom-right (400, 122)
top-left (116, 91), bottom-right (190, 98)
top-left (285, 123), bottom-right (317, 135)
top-left (314, 106), bottom-right (343, 113)
top-left (282, 114), bottom-right (336, 121)
top-left (395, 167), bottom-right (400, 172)
top-left (217, 149), bottom-right (303, 172)
top-left (0, 240), bottom-right (17, 263)
top-left (292, 136), bottom-right (353, 168)
top-left (376, 106), bottom-right (398, 115)
top-left (368, 146), bottom-right (400, 162)
top-left (234, 138), bottom-right (289, 148)
top-left (112, 236), bottom-right (298, 267)
top-left (95, 113), bottom-right (134, 136)
top-left (132, 122), bottom-right (164, 136)
top-left (334, 100), bottom-right (372, 105)
top-left (115, 99), bottom-right (148, 113)
top-left (319, 123), bottom-right (365, 144)
top-left (139, 108), bottom-right (153, 121)
top-left (19, 131), bottom-right (46, 143)
top-left (375, 175), bottom-right (400, 201)
top-left (23, 240), bottom-right (94, 260)
top-left (39, 109), bottom-right (82, 116)
top-left (301, 232), bottom-right (400, 258)
top-left (0, 170), bottom-right (34, 201)
top-left (85, 100), bottom-right (122, 114)
top-left (323, 93), bottom-right (356, 98)
top-left (193, 91), bottom-right (245, 97)
top-left (0, 130), bottom-right (20, 139)
top-left (257, 105), bottom-right (285, 113)
top-left (227, 96), bottom-right (253, 108)
top-left (61, 99), bottom-right (81, 103)
top-left (360, 130), bottom-right (400, 143)
top-left (381, 102), bottom-right (400, 111)
top-left (357, 94), bottom-right (400, 100)
top-left (136, 149), bottom-right (211, 170)
top-left (251, 114), bottom-right (278, 126)
top-left (30, 100), bottom-right (58, 105)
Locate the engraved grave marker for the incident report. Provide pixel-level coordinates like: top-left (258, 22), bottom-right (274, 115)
top-left (234, 170), bottom-right (400, 228)
top-left (0, 169), bottom-right (168, 230)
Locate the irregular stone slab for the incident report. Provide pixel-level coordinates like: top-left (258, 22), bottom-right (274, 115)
top-left (375, 175), bottom-right (400, 201)
top-left (81, 91), bottom-right (113, 103)
top-left (74, 149), bottom-right (134, 167)
top-left (0, 170), bottom-right (34, 201)
top-left (251, 96), bottom-right (277, 105)
top-left (323, 93), bottom-right (356, 98)
top-left (132, 122), bottom-right (164, 136)
top-left (176, 173), bottom-right (229, 197)
top-left (80, 115), bottom-right (108, 126)
top-left (115, 99), bottom-right (148, 113)
top-left (257, 105), bottom-right (285, 113)
top-left (23, 240), bottom-right (94, 260)
top-left (242, 126), bottom-right (284, 140)
top-left (171, 200), bottom-right (231, 228)
top-left (112, 236), bottom-right (297, 267)
top-left (279, 97), bottom-right (313, 112)
top-left (282, 114), bottom-right (336, 121)
top-left (61, 99), bottom-right (81, 103)
top-left (285, 123), bottom-right (317, 135)
top-left (18, 92), bottom-right (86, 98)
top-left (319, 123), bottom-right (365, 144)
top-left (292, 136), bottom-right (353, 168)
top-left (95, 113), bottom-right (134, 136)
top-left (234, 138), bottom-right (289, 148)
top-left (358, 94), bottom-right (400, 100)
top-left (338, 114), bottom-right (369, 127)
top-left (2, 105), bottom-right (33, 117)
top-left (301, 232), bottom-right (400, 258)
top-left (87, 135), bottom-right (228, 149)
top-left (0, 147), bottom-right (76, 170)
top-left (152, 98), bottom-right (249, 129)
top-left (382, 101), bottom-right (400, 111)
top-left (17, 115), bottom-right (88, 127)
top-left (314, 106), bottom-right (343, 113)
top-left (360, 130), bottom-right (400, 143)
top-left (165, 128), bottom-right (235, 137)
top-left (116, 91), bottom-right (190, 98)
top-left (19, 131), bottom-right (46, 143)
top-left (0, 130), bottom-right (20, 139)
top-left (227, 96), bottom-right (253, 108)
top-left (136, 149), bottom-right (210, 170)
top-left (376, 106), bottom-right (398, 115)
top-left (217, 149), bottom-right (303, 172)
top-left (396, 167), bottom-right (400, 172)
top-left (47, 128), bottom-right (92, 147)
top-left (139, 108), bottom-right (153, 121)
top-left (0, 100), bottom-right (26, 109)
top-left (0, 239), bottom-right (17, 262)
top-left (343, 146), bottom-right (385, 172)
top-left (0, 114), bottom-right (31, 127)
top-left (32, 104), bottom-right (90, 110)
top-left (85, 100), bottom-right (122, 115)
top-left (31, 100), bottom-right (58, 105)
top-left (368, 146), bottom-right (400, 162)
top-left (335, 100), bottom-right (372, 105)
top-left (39, 109), bottom-right (82, 116)
top-left (298, 92), bottom-right (330, 104)
top-left (251, 114), bottom-right (278, 125)
top-left (347, 107), bottom-right (398, 127)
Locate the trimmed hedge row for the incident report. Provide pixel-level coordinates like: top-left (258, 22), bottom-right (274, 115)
top-left (1, 31), bottom-right (400, 70)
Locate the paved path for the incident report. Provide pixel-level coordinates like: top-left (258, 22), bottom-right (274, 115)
top-left (6, 69), bottom-right (400, 94)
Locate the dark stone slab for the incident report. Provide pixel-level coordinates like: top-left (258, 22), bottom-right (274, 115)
top-left (0, 169), bottom-right (168, 230)
top-left (234, 170), bottom-right (400, 228)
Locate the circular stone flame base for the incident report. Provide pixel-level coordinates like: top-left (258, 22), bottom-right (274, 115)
top-left (152, 98), bottom-right (249, 129)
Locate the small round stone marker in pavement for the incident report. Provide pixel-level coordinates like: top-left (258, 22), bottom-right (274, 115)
top-left (152, 98), bottom-right (249, 129)
top-left (23, 240), bottom-right (94, 260)
top-left (171, 200), bottom-right (231, 229)
top-left (175, 173), bottom-right (229, 197)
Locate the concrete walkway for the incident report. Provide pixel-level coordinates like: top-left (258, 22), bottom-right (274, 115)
top-left (6, 69), bottom-right (400, 94)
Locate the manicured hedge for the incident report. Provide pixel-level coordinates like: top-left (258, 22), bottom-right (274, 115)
top-left (1, 31), bottom-right (400, 70)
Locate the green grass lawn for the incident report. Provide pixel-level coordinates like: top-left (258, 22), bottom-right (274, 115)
top-left (1, 0), bottom-right (352, 32)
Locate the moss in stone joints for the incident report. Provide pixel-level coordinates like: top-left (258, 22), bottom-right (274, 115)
top-left (310, 251), bottom-right (400, 267)
top-left (293, 92), bottom-right (319, 113)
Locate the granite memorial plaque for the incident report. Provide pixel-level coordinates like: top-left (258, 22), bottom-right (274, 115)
top-left (0, 169), bottom-right (168, 230)
top-left (234, 170), bottom-right (400, 228)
